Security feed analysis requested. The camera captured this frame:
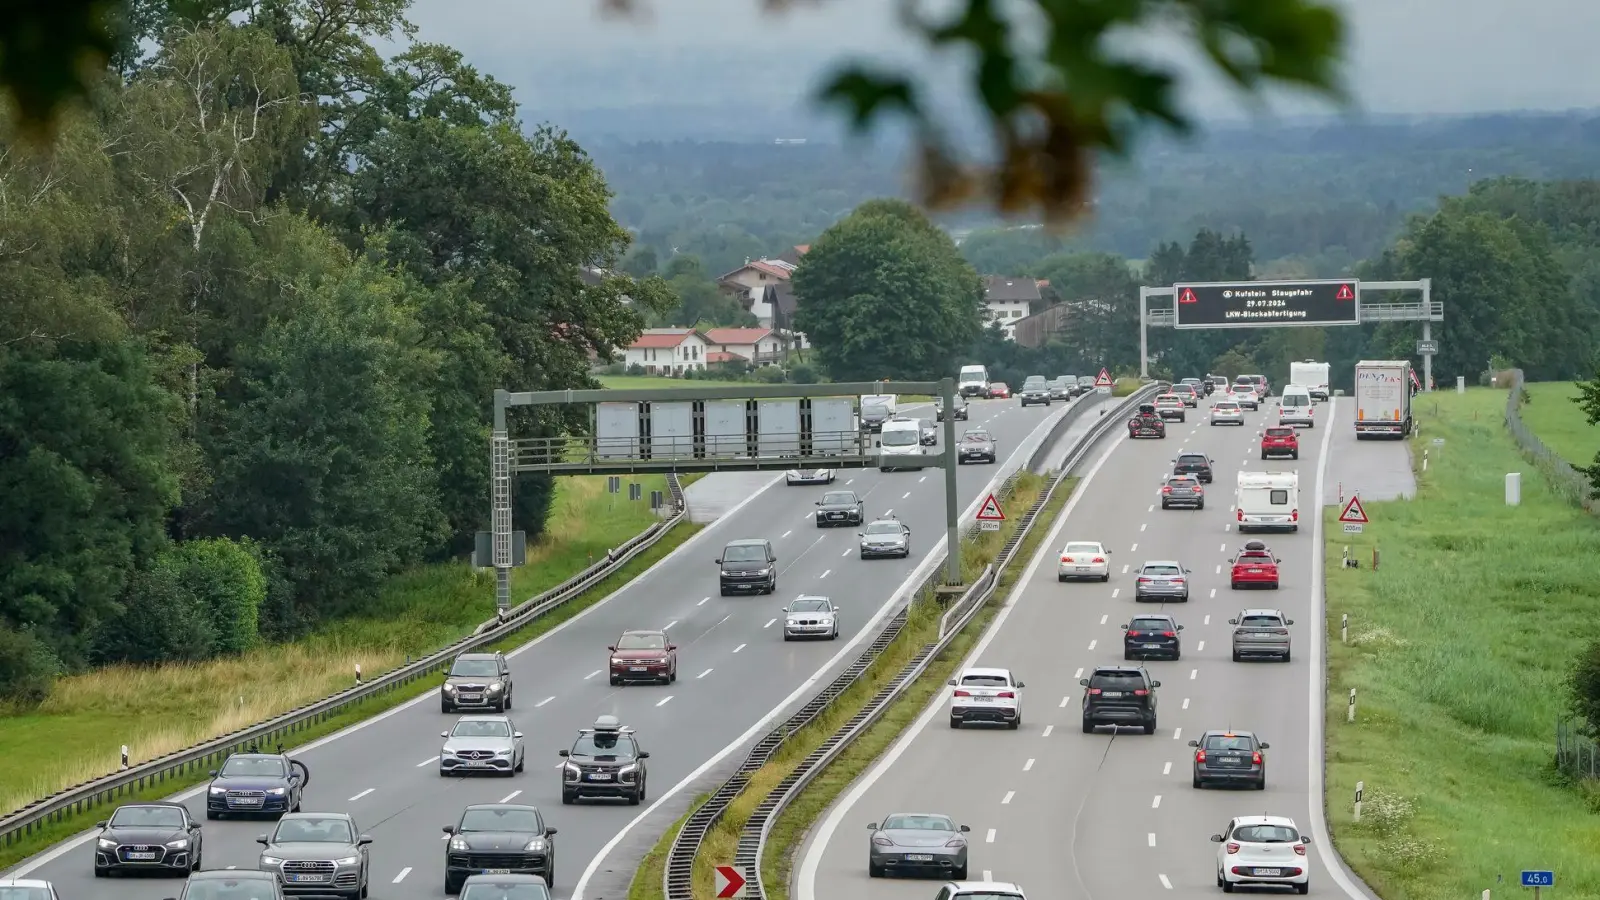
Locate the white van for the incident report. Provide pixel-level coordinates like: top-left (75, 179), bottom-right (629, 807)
top-left (1277, 385), bottom-right (1315, 427)
top-left (877, 418), bottom-right (926, 471)
top-left (1236, 471), bottom-right (1299, 533)
top-left (958, 365), bottom-right (990, 398)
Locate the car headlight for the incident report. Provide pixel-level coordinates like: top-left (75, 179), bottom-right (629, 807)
top-left (268, 787), bottom-right (286, 795)
top-left (167, 838), bottom-right (190, 849)
top-left (209, 786), bottom-right (226, 794)
top-left (757, 567), bottom-right (772, 576)
top-left (610, 657), bottom-right (623, 665)
top-left (450, 837), bottom-right (469, 851)
top-left (442, 683), bottom-right (457, 693)
top-left (333, 856), bottom-right (360, 866)
top-left (617, 762), bottom-right (639, 774)
top-left (524, 838), bottom-right (547, 851)
top-left (97, 838), bottom-right (117, 850)
top-left (261, 855), bottom-right (284, 865)
top-left (488, 683), bottom-right (503, 692)
top-left (563, 762), bottom-right (581, 777)
top-left (496, 748), bottom-right (513, 756)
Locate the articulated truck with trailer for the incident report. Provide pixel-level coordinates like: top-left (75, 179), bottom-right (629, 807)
top-left (1353, 360), bottom-right (1413, 439)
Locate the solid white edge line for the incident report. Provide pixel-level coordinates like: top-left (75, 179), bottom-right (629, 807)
top-left (795, 420), bottom-right (1127, 900)
top-left (570, 396), bottom-right (1090, 900)
top-left (5, 470), bottom-right (790, 878)
top-left (1306, 399), bottom-right (1377, 900)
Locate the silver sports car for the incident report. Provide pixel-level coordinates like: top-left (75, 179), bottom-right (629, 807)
top-left (867, 812), bottom-right (971, 879)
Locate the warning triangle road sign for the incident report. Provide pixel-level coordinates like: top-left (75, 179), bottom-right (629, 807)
top-left (1094, 367), bottom-right (1113, 387)
top-left (1338, 495), bottom-right (1369, 524)
top-left (976, 493), bottom-right (1006, 521)
top-left (1178, 287), bottom-right (1199, 304)
top-left (1336, 283), bottom-right (1356, 301)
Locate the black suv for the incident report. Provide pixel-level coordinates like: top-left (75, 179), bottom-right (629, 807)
top-left (935, 395), bottom-right (969, 421)
top-left (814, 491), bottom-right (865, 527)
top-left (1122, 615), bottom-right (1183, 661)
top-left (442, 651), bottom-right (513, 713)
top-left (1080, 666), bottom-right (1160, 734)
top-left (717, 538), bottom-right (776, 595)
top-left (1172, 452), bottom-right (1214, 483)
top-left (443, 804), bottom-right (556, 892)
top-left (559, 715), bottom-right (649, 805)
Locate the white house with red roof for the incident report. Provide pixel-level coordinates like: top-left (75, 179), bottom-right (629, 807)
top-left (704, 327), bottom-right (785, 365)
top-left (623, 328), bottom-right (713, 374)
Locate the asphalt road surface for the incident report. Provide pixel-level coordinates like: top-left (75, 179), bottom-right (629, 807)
top-left (796, 396), bottom-right (1407, 900)
top-left (8, 392), bottom-right (1110, 900)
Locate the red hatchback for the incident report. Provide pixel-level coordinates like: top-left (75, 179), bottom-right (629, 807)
top-left (1230, 542), bottom-right (1280, 590)
top-left (988, 382), bottom-right (1011, 399)
top-left (1260, 426), bottom-right (1299, 460)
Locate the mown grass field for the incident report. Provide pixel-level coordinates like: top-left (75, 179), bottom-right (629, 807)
top-left (1322, 386), bottom-right (1600, 899)
top-left (0, 472), bottom-right (679, 820)
top-left (626, 470), bottom-right (1073, 900)
top-left (1518, 380), bottom-right (1596, 467)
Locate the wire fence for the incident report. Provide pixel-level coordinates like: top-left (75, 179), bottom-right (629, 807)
top-left (1500, 368), bottom-right (1597, 513)
top-left (1557, 719), bottom-right (1600, 779)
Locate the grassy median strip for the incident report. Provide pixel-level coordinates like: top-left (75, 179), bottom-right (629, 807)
top-left (1322, 387), bottom-right (1600, 898)
top-left (625, 470), bottom-right (1067, 900)
top-left (0, 487), bottom-right (702, 871)
top-left (1113, 377), bottom-right (1142, 397)
top-left (1517, 380), bottom-right (1594, 467)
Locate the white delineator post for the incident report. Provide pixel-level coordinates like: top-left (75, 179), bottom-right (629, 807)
top-left (1506, 473), bottom-right (1522, 506)
top-left (1347, 688), bottom-right (1357, 723)
top-left (1341, 614), bottom-right (1348, 644)
top-left (120, 745), bottom-right (129, 770)
top-left (1353, 781), bottom-right (1363, 822)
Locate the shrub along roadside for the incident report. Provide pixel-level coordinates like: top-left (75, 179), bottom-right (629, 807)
top-left (0, 474), bottom-right (700, 858)
top-left (625, 470), bottom-right (1063, 900)
top-left (1321, 387), bottom-right (1600, 898)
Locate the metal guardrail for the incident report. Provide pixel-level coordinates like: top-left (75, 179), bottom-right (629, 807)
top-left (0, 475), bottom-right (689, 856)
top-left (1502, 368), bottom-right (1596, 513)
top-left (660, 384), bottom-right (1160, 900)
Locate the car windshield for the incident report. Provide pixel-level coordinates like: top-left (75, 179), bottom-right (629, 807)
top-left (1023, 377), bottom-right (1047, 388)
top-left (1167, 477), bottom-right (1196, 487)
top-left (865, 523), bottom-right (902, 535)
top-left (452, 719), bottom-right (512, 738)
top-left (959, 674), bottom-right (1009, 687)
top-left (821, 492), bottom-right (855, 505)
top-left (219, 757), bottom-right (287, 778)
top-left (1157, 395), bottom-right (1180, 403)
top-left (1177, 456), bottom-right (1207, 466)
top-left (571, 734), bottom-right (637, 758)
top-left (788, 599), bottom-right (831, 613)
top-left (881, 815), bottom-right (955, 831)
top-left (1130, 619), bottom-right (1171, 631)
top-left (952, 893), bottom-right (1025, 900)
top-left (1089, 672), bottom-right (1145, 689)
top-left (1265, 427), bottom-right (1294, 437)
top-left (1205, 734), bottom-right (1256, 751)
top-left (450, 658), bottom-right (499, 677)
top-left (460, 885), bottom-right (552, 900)
top-left (962, 432), bottom-right (991, 442)
top-left (109, 806), bottom-right (186, 829)
top-left (862, 402), bottom-right (889, 415)
top-left (458, 808), bottom-right (542, 833)
top-left (919, 419), bottom-right (934, 429)
top-left (0, 891), bottom-right (55, 900)
top-left (273, 817), bottom-right (353, 843)
top-left (723, 544), bottom-right (765, 562)
top-left (1241, 615), bottom-right (1284, 628)
top-left (881, 430), bottom-right (918, 447)
top-left (1173, 385), bottom-right (1194, 393)
top-left (1063, 542), bottom-right (1101, 553)
top-left (179, 881), bottom-right (279, 900)
top-left (1234, 824), bottom-right (1300, 843)
top-left (1214, 402), bottom-right (1239, 410)
top-left (616, 633), bottom-right (666, 650)
top-left (1142, 565), bottom-right (1181, 576)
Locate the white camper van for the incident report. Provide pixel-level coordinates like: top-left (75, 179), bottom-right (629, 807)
top-left (1289, 360), bottom-right (1331, 401)
top-left (1236, 471), bottom-right (1299, 533)
top-left (876, 418), bottom-right (927, 472)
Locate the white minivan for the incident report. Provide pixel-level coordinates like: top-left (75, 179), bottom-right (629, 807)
top-left (877, 418), bottom-right (927, 471)
top-left (1278, 385), bottom-right (1315, 427)
top-left (1236, 471), bottom-right (1299, 533)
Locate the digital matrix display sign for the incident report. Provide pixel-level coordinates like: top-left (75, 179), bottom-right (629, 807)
top-left (1173, 279), bottom-right (1361, 328)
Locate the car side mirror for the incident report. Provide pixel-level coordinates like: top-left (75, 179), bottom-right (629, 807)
top-left (814, 501), bottom-right (821, 506)
top-left (1184, 568), bottom-right (1192, 574)
top-left (558, 749), bottom-right (570, 757)
top-left (443, 825), bottom-right (455, 834)
top-left (867, 823), bottom-right (878, 830)
top-left (960, 825), bottom-right (971, 832)
top-left (713, 558), bottom-right (721, 564)
top-left (256, 835), bottom-right (269, 845)
top-left (856, 532), bottom-right (863, 537)
top-left (1151, 680), bottom-right (1162, 687)
top-left (947, 678), bottom-right (957, 686)
top-left (1260, 742), bottom-right (1271, 749)
top-left (607, 645), bottom-right (616, 651)
top-left (1016, 681), bottom-right (1025, 688)
top-left (1275, 558), bottom-right (1281, 563)
top-left (208, 769), bottom-right (218, 777)
top-left (1285, 619), bottom-right (1295, 626)
top-left (1210, 834), bottom-right (1224, 843)
top-left (668, 645), bottom-right (677, 651)
top-left (440, 731), bottom-right (449, 738)
top-left (546, 827), bottom-right (558, 836)
top-left (1302, 836), bottom-right (1311, 844)
top-left (358, 835), bottom-right (373, 845)
top-left (1228, 618), bottom-right (1238, 625)
top-left (1078, 678), bottom-right (1089, 686)
top-left (95, 820), bottom-right (107, 828)
top-left (1177, 625), bottom-right (1185, 630)
top-left (190, 822), bottom-right (201, 830)
top-left (1187, 739), bottom-right (1200, 747)
top-left (513, 731), bottom-right (524, 739)
top-left (639, 751), bottom-right (651, 758)
top-left (874, 440), bottom-right (881, 447)
top-left (1120, 624), bottom-right (1128, 630)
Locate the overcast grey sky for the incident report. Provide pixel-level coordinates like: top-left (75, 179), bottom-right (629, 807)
top-left (403, 0), bottom-right (1600, 120)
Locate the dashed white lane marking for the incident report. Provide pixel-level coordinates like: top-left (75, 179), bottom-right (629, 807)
top-left (845, 478), bottom-right (854, 485)
top-left (820, 569), bottom-right (831, 579)
top-left (1024, 758), bottom-right (1035, 771)
top-left (1219, 542), bottom-right (1227, 552)
top-left (697, 668), bottom-right (714, 679)
top-left (1160, 874), bottom-right (1173, 889)
top-left (1002, 791), bottom-right (1015, 804)
top-left (535, 696), bottom-right (554, 707)
top-left (1203, 615), bottom-right (1211, 625)
top-left (348, 788), bottom-right (374, 801)
top-left (1209, 588), bottom-right (1217, 598)
top-left (1148, 504), bottom-right (1155, 512)
top-left (1152, 795), bottom-right (1162, 809)
top-left (1088, 639), bottom-right (1097, 650)
top-left (985, 828), bottom-right (997, 843)
top-left (1149, 833), bottom-right (1157, 847)
top-left (1173, 727), bottom-right (1183, 740)
top-left (1112, 588), bottom-right (1121, 598)
top-left (499, 790), bottom-right (521, 803)
top-left (656, 695), bottom-right (674, 707)
top-left (1197, 641), bottom-right (1205, 652)
top-left (416, 756), bottom-right (438, 767)
top-left (801, 512), bottom-right (811, 521)
top-left (1215, 564), bottom-right (1222, 574)
top-left (1162, 761), bottom-right (1172, 775)
top-left (782, 530), bottom-right (792, 539)
top-left (1182, 698), bottom-right (1191, 710)
top-left (1074, 667), bottom-right (1083, 678)
top-left (698, 596), bottom-right (710, 606)
top-left (1140, 523), bottom-right (1148, 532)
top-left (585, 669), bottom-right (601, 680)
top-left (1224, 523), bottom-right (1231, 531)
top-left (1190, 669), bottom-right (1198, 680)
top-left (733, 643), bottom-right (746, 653)
top-left (841, 548), bottom-right (851, 557)
top-left (1059, 696), bottom-right (1069, 707)
top-left (1130, 543), bottom-right (1139, 551)
top-left (664, 620), bottom-right (678, 631)
top-left (1099, 614), bottom-right (1108, 624)
top-left (1042, 725), bottom-right (1054, 737)
top-left (393, 867), bottom-right (412, 883)
top-left (884, 509), bottom-right (893, 516)
top-left (902, 491), bottom-right (912, 499)
top-left (763, 618), bottom-right (776, 628)
top-left (919, 475), bottom-right (927, 483)
top-left (1122, 564), bottom-right (1130, 574)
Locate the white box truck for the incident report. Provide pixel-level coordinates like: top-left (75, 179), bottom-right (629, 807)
top-left (1354, 360), bottom-right (1413, 439)
top-left (1290, 360), bottom-right (1331, 401)
top-left (1236, 471), bottom-right (1300, 533)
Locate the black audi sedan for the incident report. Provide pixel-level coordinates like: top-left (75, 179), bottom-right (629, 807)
top-left (206, 751), bottom-right (306, 819)
top-left (93, 802), bottom-right (202, 876)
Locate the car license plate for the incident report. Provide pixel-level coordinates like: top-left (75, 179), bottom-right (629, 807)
top-left (1155, 580), bottom-right (1170, 586)
top-left (288, 874), bottom-right (326, 882)
top-left (1249, 568), bottom-right (1262, 573)
top-left (1219, 757), bottom-right (1242, 765)
top-left (459, 693), bottom-right (480, 701)
top-left (630, 666), bottom-right (647, 672)
top-left (905, 854), bottom-right (934, 862)
top-left (482, 869), bottom-right (511, 874)
top-left (1101, 691), bottom-right (1125, 697)
top-left (233, 798), bottom-right (261, 806)
top-left (126, 852), bottom-right (157, 860)
top-left (1076, 566), bottom-right (1089, 572)
top-left (1144, 643), bottom-right (1161, 649)
top-left (465, 759), bottom-right (488, 767)
top-left (1255, 868), bottom-right (1281, 877)
top-left (588, 773), bottom-right (612, 781)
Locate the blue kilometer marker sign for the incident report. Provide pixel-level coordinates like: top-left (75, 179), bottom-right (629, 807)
top-left (1521, 871), bottom-right (1554, 887)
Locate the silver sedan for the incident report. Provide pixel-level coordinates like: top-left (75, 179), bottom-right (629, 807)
top-left (859, 519), bottom-right (911, 559)
top-left (1209, 400), bottom-right (1244, 425)
top-left (782, 595), bottom-right (839, 640)
top-left (867, 813), bottom-right (971, 879)
top-left (440, 715), bottom-right (525, 776)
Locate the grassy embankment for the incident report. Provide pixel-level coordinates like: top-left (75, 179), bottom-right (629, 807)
top-left (1518, 380), bottom-right (1595, 468)
top-left (1112, 377), bottom-right (1143, 397)
top-left (0, 471), bottom-right (705, 869)
top-left (628, 470), bottom-right (1078, 900)
top-left (1321, 386), bottom-right (1600, 898)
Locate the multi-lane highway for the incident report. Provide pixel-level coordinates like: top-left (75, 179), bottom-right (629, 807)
top-left (797, 399), bottom-right (1404, 900)
top-left (8, 391), bottom-right (1109, 900)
